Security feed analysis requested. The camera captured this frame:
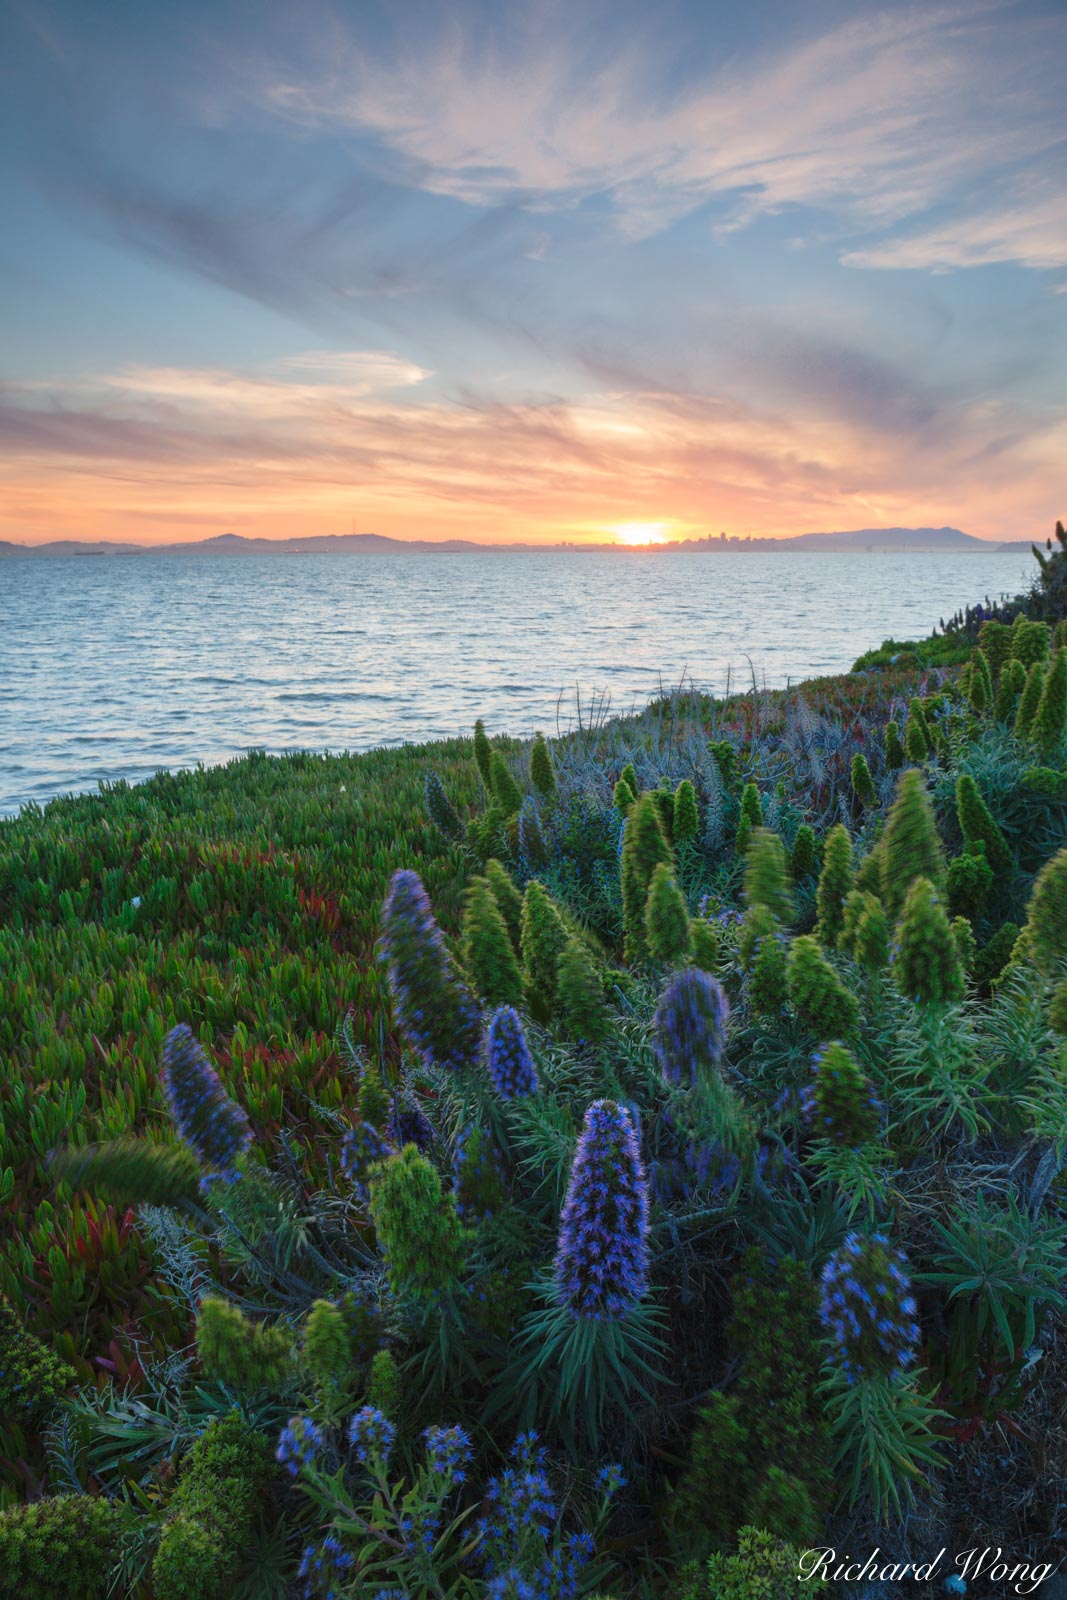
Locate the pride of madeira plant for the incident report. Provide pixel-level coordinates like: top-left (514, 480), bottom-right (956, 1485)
top-left (6, 530), bottom-right (1067, 1594)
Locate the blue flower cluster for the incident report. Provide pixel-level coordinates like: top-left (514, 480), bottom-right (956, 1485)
top-left (687, 1137), bottom-right (742, 1198)
top-left (423, 1423), bottom-right (473, 1484)
top-left (340, 1120), bottom-right (394, 1198)
top-left (820, 1231), bottom-right (921, 1383)
top-left (348, 1403), bottom-right (396, 1464)
top-left (554, 1099), bottom-right (649, 1320)
top-left (594, 1462), bottom-right (626, 1496)
top-left (476, 1434), bottom-right (608, 1600)
top-left (652, 968), bottom-right (730, 1089)
top-left (486, 1006), bottom-right (539, 1100)
top-left (652, 1138), bottom-right (740, 1206)
top-left (161, 1023), bottom-right (253, 1188)
top-left (277, 1414), bottom-right (324, 1477)
top-left (298, 1534), bottom-right (353, 1599)
top-left (385, 1092), bottom-right (435, 1152)
top-left (380, 868), bottom-right (482, 1073)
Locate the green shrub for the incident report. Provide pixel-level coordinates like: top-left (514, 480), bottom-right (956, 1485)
top-left (366, 1347), bottom-right (401, 1416)
top-left (952, 915), bottom-right (977, 974)
top-left (904, 700), bottom-right (930, 763)
top-left (839, 889), bottom-right (889, 970)
top-left (1032, 647), bottom-right (1067, 759)
top-left (1011, 615), bottom-right (1051, 668)
top-left (1015, 660), bottom-right (1047, 740)
top-left (620, 761), bottom-right (640, 798)
top-left (978, 618), bottom-right (1012, 680)
top-left (790, 823), bottom-right (816, 879)
top-left (484, 858), bottom-right (523, 950)
top-left (881, 768), bottom-right (946, 920)
top-left (813, 1041), bottom-right (879, 1146)
top-left (368, 1146), bottom-right (464, 1302)
top-left (743, 829), bottom-right (793, 924)
top-left (489, 750), bottom-right (523, 816)
top-left (884, 718), bottom-right (905, 771)
top-left (621, 794), bottom-right (673, 965)
top-left (358, 1062), bottom-right (390, 1128)
top-left (675, 1391), bottom-right (747, 1551)
top-left (735, 782), bottom-right (763, 857)
top-left (851, 752), bottom-right (876, 807)
top-left (1049, 979), bottom-right (1067, 1035)
top-left (946, 844), bottom-right (993, 922)
top-left (195, 1297), bottom-right (295, 1391)
top-left (690, 918), bottom-right (721, 972)
top-left (956, 773), bottom-right (1011, 877)
top-left (676, 1253), bottom-right (829, 1554)
top-left (738, 902), bottom-right (775, 973)
top-left (302, 1298), bottom-right (352, 1423)
top-left (995, 656), bottom-right (1026, 722)
top-left (968, 648), bottom-right (993, 714)
top-left (750, 931), bottom-right (788, 1017)
top-left (0, 1294), bottom-right (76, 1426)
top-left (473, 718), bottom-right (493, 789)
top-left (529, 732), bottom-right (557, 801)
top-left (645, 863), bottom-right (693, 965)
top-left (673, 779), bottom-right (699, 843)
top-left (703, 1527), bottom-right (824, 1600)
top-left (747, 1468), bottom-right (818, 1547)
top-left (654, 783), bottom-right (676, 844)
top-left (51, 1138), bottom-right (201, 1210)
top-left (521, 879), bottom-right (571, 1007)
top-left (814, 824), bottom-right (852, 949)
top-left (709, 741), bottom-right (737, 791)
top-left (613, 777), bottom-right (636, 814)
top-left (1023, 765), bottom-right (1067, 798)
top-left (556, 936), bottom-right (611, 1041)
top-left (462, 876), bottom-right (525, 1008)
top-left (787, 936), bottom-right (859, 1038)
top-left (974, 920), bottom-right (1020, 990)
top-left (1024, 849), bottom-right (1067, 975)
top-left (153, 1414), bottom-right (274, 1600)
top-left (0, 1494), bottom-right (123, 1600)
top-left (893, 877), bottom-right (964, 1007)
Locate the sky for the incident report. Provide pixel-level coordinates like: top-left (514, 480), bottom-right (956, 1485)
top-left (0, 0), bottom-right (1065, 547)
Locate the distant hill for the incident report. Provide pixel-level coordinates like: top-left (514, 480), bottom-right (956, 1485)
top-left (789, 525), bottom-right (975, 550)
top-left (0, 527), bottom-right (1037, 556)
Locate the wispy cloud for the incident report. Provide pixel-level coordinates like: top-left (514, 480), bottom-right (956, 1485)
top-left (255, 2), bottom-right (1066, 260)
top-left (0, 349), bottom-right (1060, 545)
top-left (842, 188), bottom-right (1067, 272)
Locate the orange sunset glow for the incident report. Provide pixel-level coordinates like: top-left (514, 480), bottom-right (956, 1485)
top-left (2, 2), bottom-right (1066, 548)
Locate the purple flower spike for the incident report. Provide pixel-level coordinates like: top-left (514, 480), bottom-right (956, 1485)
top-left (486, 1005), bottom-right (539, 1100)
top-left (161, 1023), bottom-right (252, 1187)
top-left (820, 1231), bottom-right (921, 1383)
top-left (652, 968), bottom-right (730, 1089)
top-left (380, 869), bottom-right (482, 1073)
top-left (277, 1414), bottom-right (323, 1477)
top-left (554, 1099), bottom-right (650, 1320)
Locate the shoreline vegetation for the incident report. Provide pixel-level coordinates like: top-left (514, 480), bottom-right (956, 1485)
top-left (1, 523), bottom-right (1066, 1597)
top-left (1, 525), bottom-right (1036, 557)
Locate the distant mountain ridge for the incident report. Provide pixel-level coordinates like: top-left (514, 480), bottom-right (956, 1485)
top-left (0, 526), bottom-right (1035, 556)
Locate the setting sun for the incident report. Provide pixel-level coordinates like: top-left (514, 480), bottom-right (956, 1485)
top-left (611, 522), bottom-right (671, 546)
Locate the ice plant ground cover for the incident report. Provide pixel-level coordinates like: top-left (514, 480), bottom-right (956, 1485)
top-left (1, 528), bottom-right (1067, 1596)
